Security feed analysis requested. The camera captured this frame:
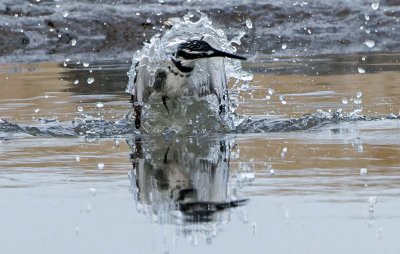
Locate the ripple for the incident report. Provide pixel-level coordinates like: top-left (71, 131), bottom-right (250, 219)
top-left (1, 111), bottom-right (399, 138)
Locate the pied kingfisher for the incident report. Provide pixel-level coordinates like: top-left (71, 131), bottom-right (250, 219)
top-left (130, 39), bottom-right (246, 129)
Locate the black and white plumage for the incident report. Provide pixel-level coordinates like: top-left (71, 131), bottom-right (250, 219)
top-left (130, 39), bottom-right (246, 129)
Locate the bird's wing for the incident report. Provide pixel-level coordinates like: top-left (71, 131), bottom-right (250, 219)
top-left (190, 58), bottom-right (229, 117)
top-left (190, 58), bottom-right (227, 98)
top-left (206, 57), bottom-right (228, 104)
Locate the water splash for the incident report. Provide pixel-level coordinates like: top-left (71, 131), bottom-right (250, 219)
top-left (1, 109), bottom-right (399, 139)
top-left (126, 13), bottom-right (251, 133)
top-left (364, 40), bottom-right (376, 48)
top-left (87, 77), bottom-right (95, 84)
top-left (245, 18), bottom-right (253, 29)
top-left (371, 1), bottom-right (380, 10)
top-left (235, 110), bottom-right (400, 133)
top-left (2, 73), bottom-right (400, 140)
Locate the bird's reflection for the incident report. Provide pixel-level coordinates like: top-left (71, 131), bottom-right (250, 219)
top-left (127, 135), bottom-right (248, 224)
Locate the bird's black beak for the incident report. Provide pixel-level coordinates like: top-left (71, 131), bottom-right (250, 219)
top-left (211, 49), bottom-right (247, 61)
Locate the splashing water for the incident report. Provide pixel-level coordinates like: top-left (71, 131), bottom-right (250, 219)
top-left (87, 77), bottom-right (95, 84)
top-left (126, 13), bottom-right (251, 133)
top-left (358, 67), bottom-right (366, 74)
top-left (371, 1), bottom-right (379, 10)
top-left (364, 40), bottom-right (375, 48)
top-left (245, 18), bottom-right (253, 29)
top-left (1, 109), bottom-right (400, 139)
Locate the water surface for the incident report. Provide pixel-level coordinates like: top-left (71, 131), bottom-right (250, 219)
top-left (1, 54), bottom-right (400, 253)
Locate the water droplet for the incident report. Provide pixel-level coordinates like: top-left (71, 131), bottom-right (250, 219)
top-left (369, 205), bottom-right (375, 213)
top-left (34, 108), bottom-right (40, 113)
top-left (87, 77), bottom-right (94, 84)
top-left (83, 62), bottom-right (90, 67)
top-left (74, 80), bottom-right (79, 85)
top-left (158, 0), bottom-right (165, 3)
top-left (279, 95), bottom-right (287, 105)
top-left (96, 102), bottom-right (104, 108)
top-left (368, 196), bottom-right (377, 204)
top-left (341, 97), bottom-right (349, 105)
top-left (75, 155), bottom-right (80, 162)
top-left (365, 14), bottom-right (370, 20)
top-left (358, 67), bottom-right (366, 74)
top-left (97, 162), bottom-right (104, 170)
top-left (354, 98), bottom-right (362, 105)
top-left (281, 43), bottom-right (287, 49)
top-left (245, 18), bottom-right (253, 29)
top-left (71, 39), bottom-right (77, 46)
top-left (240, 72), bottom-right (253, 81)
top-left (267, 88), bottom-right (275, 95)
top-left (281, 147), bottom-right (288, 158)
top-left (371, 1), bottom-right (379, 10)
top-left (89, 187), bottom-right (97, 196)
top-left (114, 140), bottom-right (120, 147)
top-left (77, 106), bottom-right (83, 112)
top-left (364, 40), bottom-right (375, 48)
top-left (360, 168), bottom-right (368, 175)
top-left (237, 172), bottom-right (255, 182)
top-left (362, 56), bottom-right (367, 61)
top-left (63, 11), bottom-right (69, 18)
top-left (240, 83), bottom-right (249, 91)
top-left (356, 91), bottom-right (363, 98)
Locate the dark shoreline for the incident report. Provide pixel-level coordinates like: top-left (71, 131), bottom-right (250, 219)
top-left (1, 0), bottom-right (399, 63)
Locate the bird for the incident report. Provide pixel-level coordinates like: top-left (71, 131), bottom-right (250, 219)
top-left (129, 39), bottom-right (246, 129)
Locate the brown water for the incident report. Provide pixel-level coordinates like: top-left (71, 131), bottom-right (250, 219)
top-left (1, 54), bottom-right (400, 254)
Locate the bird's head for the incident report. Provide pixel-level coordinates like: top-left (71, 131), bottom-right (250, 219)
top-left (173, 40), bottom-right (246, 70)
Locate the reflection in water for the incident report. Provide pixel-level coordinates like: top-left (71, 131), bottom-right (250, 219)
top-left (128, 135), bottom-right (247, 235)
top-left (1, 57), bottom-right (400, 252)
